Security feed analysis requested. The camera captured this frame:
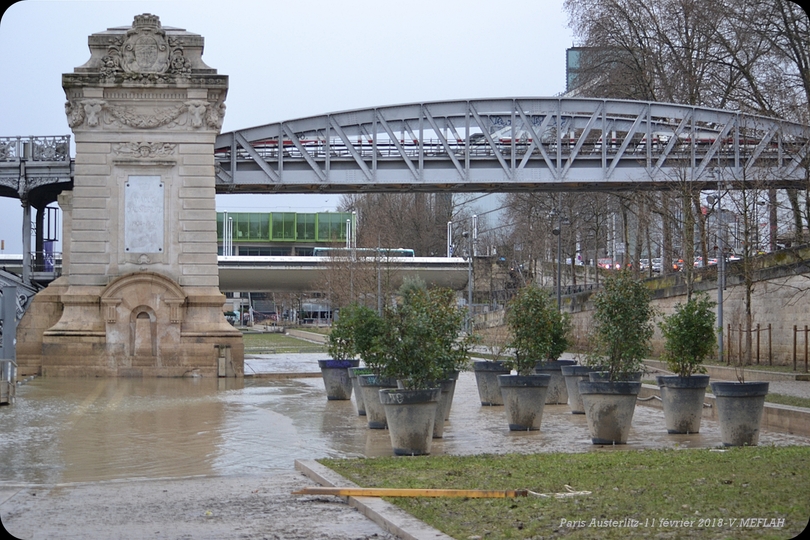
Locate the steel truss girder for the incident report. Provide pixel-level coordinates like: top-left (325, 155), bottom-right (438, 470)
top-left (214, 98), bottom-right (810, 194)
top-left (0, 136), bottom-right (73, 202)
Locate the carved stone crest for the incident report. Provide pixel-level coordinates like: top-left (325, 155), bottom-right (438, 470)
top-left (122, 14), bottom-right (169, 74)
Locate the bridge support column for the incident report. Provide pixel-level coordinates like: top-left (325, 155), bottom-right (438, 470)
top-left (19, 13), bottom-right (243, 377)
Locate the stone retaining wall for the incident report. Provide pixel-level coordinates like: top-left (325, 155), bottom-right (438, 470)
top-left (566, 246), bottom-right (810, 366)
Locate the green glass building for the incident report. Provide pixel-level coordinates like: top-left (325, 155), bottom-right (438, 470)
top-left (217, 211), bottom-right (355, 256)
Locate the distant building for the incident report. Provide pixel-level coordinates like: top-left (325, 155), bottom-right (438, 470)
top-left (217, 211), bottom-right (355, 256)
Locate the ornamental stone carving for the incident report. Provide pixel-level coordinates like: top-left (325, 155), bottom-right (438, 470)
top-left (113, 142), bottom-right (176, 158)
top-left (65, 101), bottom-right (85, 128)
top-left (105, 102), bottom-right (187, 129)
top-left (64, 98), bottom-right (224, 130)
top-left (83, 100), bottom-right (105, 127)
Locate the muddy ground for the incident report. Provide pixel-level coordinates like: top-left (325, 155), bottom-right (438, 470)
top-left (0, 471), bottom-right (399, 540)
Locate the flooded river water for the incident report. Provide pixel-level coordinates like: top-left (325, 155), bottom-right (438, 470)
top-left (2, 353), bottom-right (808, 486)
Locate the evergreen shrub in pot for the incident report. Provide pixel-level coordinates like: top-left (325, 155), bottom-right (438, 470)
top-left (472, 323), bottom-right (510, 406)
top-left (320, 305), bottom-right (362, 400)
top-left (350, 305), bottom-right (396, 429)
top-left (377, 285), bottom-right (470, 454)
top-left (579, 272), bottom-right (654, 444)
top-left (657, 293), bottom-right (715, 434)
top-left (497, 286), bottom-right (560, 431)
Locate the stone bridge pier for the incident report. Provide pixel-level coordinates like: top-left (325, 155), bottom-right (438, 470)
top-left (17, 14), bottom-right (243, 377)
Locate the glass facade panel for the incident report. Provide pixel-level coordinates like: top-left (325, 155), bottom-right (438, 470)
top-left (317, 213), bottom-right (349, 241)
top-left (235, 213), bottom-right (250, 239)
top-left (296, 214), bottom-right (316, 240)
top-left (272, 213), bottom-right (296, 240)
top-left (216, 211), bottom-right (352, 244)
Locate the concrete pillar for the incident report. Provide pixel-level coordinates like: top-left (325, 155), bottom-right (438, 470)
top-left (26, 13), bottom-right (243, 377)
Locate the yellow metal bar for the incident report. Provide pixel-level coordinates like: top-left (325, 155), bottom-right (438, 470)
top-left (292, 487), bottom-right (528, 498)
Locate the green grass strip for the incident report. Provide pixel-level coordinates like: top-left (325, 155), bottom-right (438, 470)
top-left (242, 332), bottom-right (326, 354)
top-left (321, 446), bottom-right (810, 539)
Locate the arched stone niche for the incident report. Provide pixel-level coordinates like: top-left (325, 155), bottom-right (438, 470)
top-left (100, 271), bottom-right (186, 363)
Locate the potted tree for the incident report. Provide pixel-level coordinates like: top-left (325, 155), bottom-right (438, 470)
top-left (579, 271), bottom-right (654, 444)
top-left (531, 291), bottom-right (575, 404)
top-left (657, 293), bottom-right (715, 434)
top-left (497, 285), bottom-right (556, 431)
top-left (377, 286), bottom-right (468, 455)
top-left (420, 287), bottom-right (475, 434)
top-left (710, 353), bottom-right (769, 447)
top-left (350, 306), bottom-right (397, 429)
top-left (320, 305), bottom-right (362, 401)
top-left (332, 303), bottom-right (381, 416)
top-left (471, 326), bottom-right (511, 405)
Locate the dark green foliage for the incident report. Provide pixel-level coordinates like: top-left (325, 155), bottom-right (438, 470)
top-left (380, 287), bottom-right (473, 389)
top-left (505, 285), bottom-right (572, 375)
top-left (327, 304), bottom-right (361, 360)
top-left (588, 271), bottom-right (655, 381)
top-left (659, 293), bottom-right (717, 377)
top-left (327, 303), bottom-right (387, 370)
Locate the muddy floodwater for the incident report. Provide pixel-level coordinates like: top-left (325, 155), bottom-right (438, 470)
top-left (2, 353), bottom-right (808, 486)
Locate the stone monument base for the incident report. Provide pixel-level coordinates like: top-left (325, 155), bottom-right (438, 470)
top-left (16, 272), bottom-right (244, 377)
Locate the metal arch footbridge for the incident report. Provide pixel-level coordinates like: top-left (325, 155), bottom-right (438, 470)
top-left (3, 97), bottom-right (809, 204)
top-left (215, 97), bottom-right (810, 194)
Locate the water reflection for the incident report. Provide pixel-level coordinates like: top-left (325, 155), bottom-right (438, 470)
top-left (1, 357), bottom-right (808, 486)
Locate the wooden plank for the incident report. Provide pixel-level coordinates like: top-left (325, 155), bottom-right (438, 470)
top-left (292, 487), bottom-right (528, 498)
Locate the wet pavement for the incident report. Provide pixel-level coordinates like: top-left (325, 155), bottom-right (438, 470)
top-left (3, 353), bottom-right (807, 487)
top-left (1, 353), bottom-right (808, 539)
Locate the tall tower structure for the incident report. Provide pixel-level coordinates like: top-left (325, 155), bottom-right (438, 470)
top-left (18, 14), bottom-right (243, 376)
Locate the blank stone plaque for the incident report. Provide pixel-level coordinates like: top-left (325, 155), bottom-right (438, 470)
top-left (125, 176), bottom-right (164, 253)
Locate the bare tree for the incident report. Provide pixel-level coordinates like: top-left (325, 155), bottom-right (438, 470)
top-left (339, 193), bottom-right (454, 256)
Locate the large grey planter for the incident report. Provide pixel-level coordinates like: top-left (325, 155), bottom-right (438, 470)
top-left (396, 377), bottom-right (455, 438)
top-left (579, 380), bottom-right (641, 444)
top-left (534, 359), bottom-right (576, 404)
top-left (657, 375), bottom-right (710, 434)
top-left (380, 387), bottom-right (442, 455)
top-left (472, 360), bottom-right (510, 406)
top-left (348, 367), bottom-right (372, 416)
top-left (442, 371), bottom-right (460, 421)
top-left (498, 374), bottom-right (551, 431)
top-left (318, 359), bottom-right (360, 400)
top-left (588, 370), bottom-right (642, 382)
top-left (433, 378), bottom-right (456, 438)
top-left (357, 374), bottom-right (398, 429)
top-left (710, 381), bottom-right (769, 446)
top-left (561, 365), bottom-right (600, 414)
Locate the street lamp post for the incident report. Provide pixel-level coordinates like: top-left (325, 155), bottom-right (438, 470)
top-left (551, 211), bottom-right (566, 311)
top-left (708, 190), bottom-right (725, 363)
top-left (462, 231), bottom-right (472, 307)
top-left (552, 225), bottom-right (561, 310)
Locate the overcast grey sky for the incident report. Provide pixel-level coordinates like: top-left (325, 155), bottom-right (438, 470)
top-left (0, 0), bottom-right (574, 253)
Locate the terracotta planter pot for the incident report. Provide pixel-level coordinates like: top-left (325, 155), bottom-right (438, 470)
top-left (710, 381), bottom-right (769, 446)
top-left (380, 387), bottom-right (442, 455)
top-left (498, 374), bottom-right (551, 431)
top-left (657, 375), bottom-right (710, 434)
